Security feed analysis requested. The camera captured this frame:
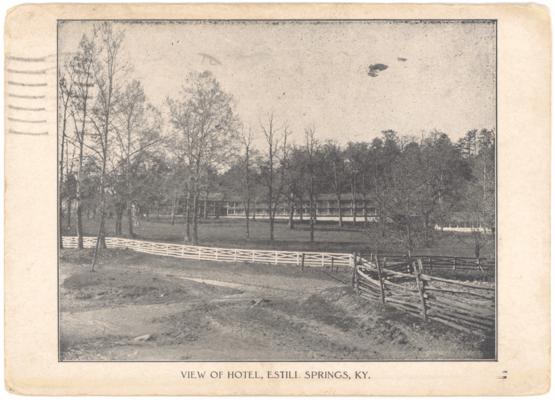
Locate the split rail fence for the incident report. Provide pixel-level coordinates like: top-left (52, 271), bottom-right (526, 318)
top-left (368, 253), bottom-right (495, 280)
top-left (61, 236), bottom-right (353, 269)
top-left (353, 254), bottom-right (495, 336)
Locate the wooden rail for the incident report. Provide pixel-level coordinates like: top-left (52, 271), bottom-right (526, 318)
top-left (354, 254), bottom-right (495, 336)
top-left (363, 252), bottom-right (495, 281)
top-left (61, 236), bottom-right (354, 268)
top-left (62, 236), bottom-right (494, 336)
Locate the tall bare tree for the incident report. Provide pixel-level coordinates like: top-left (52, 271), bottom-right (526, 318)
top-left (58, 73), bottom-right (74, 248)
top-left (120, 80), bottom-right (144, 237)
top-left (260, 114), bottom-right (290, 241)
top-left (167, 71), bottom-right (239, 244)
top-left (66, 34), bottom-right (96, 249)
top-left (90, 22), bottom-right (125, 271)
top-left (241, 126), bottom-right (254, 239)
top-left (304, 125), bottom-right (320, 242)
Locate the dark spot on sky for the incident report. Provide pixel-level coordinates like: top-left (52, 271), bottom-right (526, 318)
top-left (397, 57), bottom-right (407, 62)
top-left (367, 63), bottom-right (389, 77)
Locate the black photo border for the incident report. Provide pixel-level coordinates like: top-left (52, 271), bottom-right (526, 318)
top-left (56, 18), bottom-right (498, 363)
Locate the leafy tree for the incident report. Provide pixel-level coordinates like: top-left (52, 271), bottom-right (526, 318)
top-left (167, 71), bottom-right (239, 244)
top-left (111, 80), bottom-right (162, 236)
top-left (457, 129), bottom-right (496, 257)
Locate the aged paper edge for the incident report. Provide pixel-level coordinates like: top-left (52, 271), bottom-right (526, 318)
top-left (4, 2), bottom-right (551, 395)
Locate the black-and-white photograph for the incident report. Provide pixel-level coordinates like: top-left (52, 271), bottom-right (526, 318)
top-left (57, 19), bottom-right (496, 362)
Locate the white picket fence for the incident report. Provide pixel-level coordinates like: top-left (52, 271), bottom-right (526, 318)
top-left (61, 236), bottom-right (354, 269)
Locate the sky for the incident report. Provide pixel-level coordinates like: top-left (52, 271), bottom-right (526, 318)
top-left (59, 20), bottom-right (496, 147)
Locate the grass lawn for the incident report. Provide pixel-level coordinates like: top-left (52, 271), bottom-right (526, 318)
top-left (61, 215), bottom-right (494, 258)
top-left (59, 249), bottom-right (494, 361)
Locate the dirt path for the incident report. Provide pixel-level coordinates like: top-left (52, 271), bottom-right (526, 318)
top-left (59, 250), bottom-right (492, 361)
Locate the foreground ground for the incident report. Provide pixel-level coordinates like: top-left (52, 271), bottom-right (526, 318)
top-left (59, 249), bottom-right (494, 361)
top-left (61, 215), bottom-right (494, 257)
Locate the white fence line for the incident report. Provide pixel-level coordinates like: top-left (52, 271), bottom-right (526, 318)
top-left (61, 236), bottom-right (354, 268)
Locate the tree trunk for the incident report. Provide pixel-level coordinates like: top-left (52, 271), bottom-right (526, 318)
top-left (379, 204), bottom-right (386, 238)
top-left (59, 136), bottom-right (66, 248)
top-left (351, 175), bottom-right (357, 225)
top-left (474, 235), bottom-right (481, 259)
top-left (76, 142), bottom-right (84, 249)
top-left (127, 203), bottom-right (135, 237)
top-left (269, 196), bottom-right (275, 242)
top-left (244, 143), bottom-right (250, 237)
top-left (170, 191), bottom-right (177, 225)
top-left (309, 193), bottom-right (315, 242)
top-left (66, 198), bottom-right (72, 229)
top-left (192, 192), bottom-right (199, 244)
top-left (91, 163), bottom-right (107, 272)
top-left (363, 196), bottom-right (368, 225)
top-left (423, 213), bottom-right (431, 246)
top-left (406, 223), bottom-right (412, 258)
top-left (245, 197), bottom-right (250, 239)
top-left (115, 203), bottom-right (124, 235)
top-left (288, 193), bottom-right (295, 229)
top-left (184, 190), bottom-right (191, 242)
top-left (362, 174), bottom-right (368, 226)
top-left (75, 92), bottom-right (89, 250)
top-left (268, 193), bottom-right (274, 241)
top-left (268, 181), bottom-right (274, 241)
top-left (309, 210), bottom-right (315, 242)
top-left (336, 194), bottom-right (343, 228)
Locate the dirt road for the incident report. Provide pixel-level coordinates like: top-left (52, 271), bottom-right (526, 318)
top-left (59, 249), bottom-right (493, 361)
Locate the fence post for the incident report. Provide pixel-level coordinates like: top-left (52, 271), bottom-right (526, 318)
top-left (476, 258), bottom-right (484, 272)
top-left (301, 253), bottom-right (305, 271)
top-left (413, 259), bottom-right (428, 321)
top-left (321, 253), bottom-right (325, 268)
top-left (234, 249), bottom-right (237, 262)
top-left (296, 252), bottom-right (300, 266)
top-left (374, 254), bottom-right (386, 304)
top-left (198, 247), bottom-right (201, 260)
top-left (331, 257), bottom-right (335, 272)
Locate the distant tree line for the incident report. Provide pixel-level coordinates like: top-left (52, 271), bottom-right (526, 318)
top-left (220, 125), bottom-right (495, 257)
top-left (59, 22), bottom-right (495, 270)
